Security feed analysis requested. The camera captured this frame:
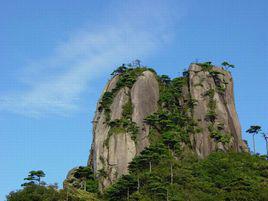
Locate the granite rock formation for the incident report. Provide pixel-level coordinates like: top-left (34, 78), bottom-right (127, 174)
top-left (69, 63), bottom-right (248, 190)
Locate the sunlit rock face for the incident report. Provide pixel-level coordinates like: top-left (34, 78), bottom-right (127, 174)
top-left (88, 71), bottom-right (159, 189)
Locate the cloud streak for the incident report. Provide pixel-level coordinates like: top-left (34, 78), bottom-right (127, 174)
top-left (0, 0), bottom-right (185, 117)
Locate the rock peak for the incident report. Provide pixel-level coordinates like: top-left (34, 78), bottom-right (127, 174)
top-left (67, 64), bottom-right (248, 190)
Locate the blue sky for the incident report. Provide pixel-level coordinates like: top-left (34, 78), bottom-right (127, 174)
top-left (0, 0), bottom-right (267, 199)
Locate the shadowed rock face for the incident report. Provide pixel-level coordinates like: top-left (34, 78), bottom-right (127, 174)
top-left (84, 64), bottom-right (247, 190)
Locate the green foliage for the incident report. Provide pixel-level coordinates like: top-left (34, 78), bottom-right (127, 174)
top-left (197, 62), bottom-right (228, 96)
top-left (100, 65), bottom-right (156, 122)
top-left (100, 65), bottom-right (152, 147)
top-left (6, 170), bottom-right (100, 201)
top-left (98, 168), bottom-right (108, 179)
top-left (22, 170), bottom-right (46, 186)
top-left (246, 125), bottom-right (262, 134)
top-left (6, 185), bottom-right (62, 201)
top-left (116, 67), bottom-right (149, 89)
top-left (144, 72), bottom-right (199, 156)
top-left (105, 152), bottom-right (268, 201)
top-left (182, 69), bottom-right (189, 77)
top-left (197, 61), bottom-right (213, 71)
top-left (86, 180), bottom-right (99, 194)
top-left (105, 175), bottom-right (137, 201)
top-left (72, 166), bottom-right (99, 193)
top-left (145, 173), bottom-right (167, 200)
top-left (104, 119), bottom-right (139, 147)
top-left (203, 89), bottom-right (231, 143)
top-left (122, 98), bottom-right (133, 119)
top-left (204, 89), bottom-right (217, 123)
top-left (222, 61), bottom-right (235, 70)
top-left (73, 166), bottom-right (94, 180)
top-left (204, 88), bottom-right (215, 98)
top-left (99, 92), bottom-right (114, 121)
top-left (216, 84), bottom-right (226, 94)
top-left (107, 119), bottom-right (139, 141)
top-left (208, 124), bottom-right (231, 144)
top-left (246, 125), bottom-right (262, 154)
top-left (158, 76), bottom-right (187, 110)
top-left (6, 185), bottom-right (100, 201)
top-left (159, 75), bottom-right (171, 85)
top-left (111, 65), bottom-right (127, 76)
top-left (162, 131), bottom-right (181, 151)
top-left (205, 110), bottom-right (217, 123)
top-left (128, 144), bottom-right (169, 173)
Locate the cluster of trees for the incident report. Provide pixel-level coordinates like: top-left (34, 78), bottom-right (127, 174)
top-left (21, 170), bottom-right (46, 187)
top-left (110, 59), bottom-right (141, 76)
top-left (6, 169), bottom-right (99, 201)
top-left (221, 61), bottom-right (235, 70)
top-left (72, 166), bottom-right (99, 193)
top-left (6, 171), bottom-right (63, 201)
top-left (196, 61), bottom-right (235, 71)
top-left (105, 151), bottom-right (268, 201)
top-left (7, 146), bottom-right (268, 201)
top-left (6, 184), bottom-right (63, 201)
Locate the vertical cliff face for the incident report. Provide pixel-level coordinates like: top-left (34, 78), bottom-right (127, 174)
top-left (86, 64), bottom-right (248, 190)
top-left (188, 64), bottom-right (248, 158)
top-left (88, 70), bottom-right (159, 189)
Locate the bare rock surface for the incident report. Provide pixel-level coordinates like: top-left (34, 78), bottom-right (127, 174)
top-left (89, 70), bottom-right (159, 189)
top-left (131, 71), bottom-right (159, 153)
top-left (188, 64), bottom-right (248, 158)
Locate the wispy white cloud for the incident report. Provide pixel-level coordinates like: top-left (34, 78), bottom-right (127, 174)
top-left (0, 0), bottom-right (185, 117)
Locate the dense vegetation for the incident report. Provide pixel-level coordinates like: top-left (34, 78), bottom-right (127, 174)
top-left (6, 168), bottom-right (99, 201)
top-left (7, 152), bottom-right (268, 201)
top-left (145, 72), bottom-right (199, 149)
top-left (105, 151), bottom-right (268, 201)
top-left (71, 166), bottom-right (99, 193)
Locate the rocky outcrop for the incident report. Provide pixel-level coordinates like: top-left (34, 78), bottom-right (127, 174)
top-left (89, 70), bottom-right (159, 190)
top-left (188, 64), bottom-right (248, 158)
top-left (84, 64), bottom-right (248, 190)
top-left (131, 71), bottom-right (159, 153)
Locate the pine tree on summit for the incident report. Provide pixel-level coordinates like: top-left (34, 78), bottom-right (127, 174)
top-left (22, 170), bottom-right (46, 186)
top-left (222, 61), bottom-right (235, 70)
top-left (111, 64), bottom-right (127, 76)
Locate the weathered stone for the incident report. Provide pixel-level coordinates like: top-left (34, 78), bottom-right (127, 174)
top-left (131, 71), bottom-right (159, 153)
top-left (188, 64), bottom-right (248, 158)
top-left (106, 132), bottom-right (136, 184)
top-left (88, 70), bottom-right (159, 190)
